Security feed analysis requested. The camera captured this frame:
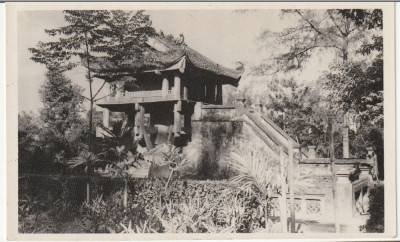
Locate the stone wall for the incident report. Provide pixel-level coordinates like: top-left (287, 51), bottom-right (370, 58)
top-left (184, 103), bottom-right (242, 179)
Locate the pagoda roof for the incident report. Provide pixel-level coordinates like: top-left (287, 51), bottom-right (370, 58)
top-left (144, 37), bottom-right (243, 86)
top-left (91, 36), bottom-right (243, 86)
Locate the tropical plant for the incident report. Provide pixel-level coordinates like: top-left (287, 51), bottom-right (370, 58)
top-left (99, 151), bottom-right (142, 207)
top-left (229, 146), bottom-right (280, 231)
top-left (144, 144), bottom-right (192, 188)
top-left (68, 151), bottom-right (105, 202)
top-left (115, 219), bottom-right (157, 233)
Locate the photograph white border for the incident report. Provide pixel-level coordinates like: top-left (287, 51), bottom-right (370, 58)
top-left (5, 2), bottom-right (396, 240)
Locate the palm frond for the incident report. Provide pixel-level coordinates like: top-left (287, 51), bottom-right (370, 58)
top-left (68, 151), bottom-right (103, 169)
top-left (229, 147), bottom-right (279, 198)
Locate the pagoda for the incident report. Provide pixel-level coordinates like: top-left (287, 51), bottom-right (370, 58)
top-left (96, 37), bottom-right (243, 148)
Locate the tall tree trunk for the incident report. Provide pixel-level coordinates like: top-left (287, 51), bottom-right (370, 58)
top-left (85, 31), bottom-right (94, 203)
top-left (265, 202), bottom-right (268, 231)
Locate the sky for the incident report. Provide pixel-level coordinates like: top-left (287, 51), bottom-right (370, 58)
top-left (18, 10), bottom-right (333, 113)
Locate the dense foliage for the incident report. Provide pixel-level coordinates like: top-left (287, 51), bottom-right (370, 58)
top-left (240, 9), bottom-right (384, 176)
top-left (19, 177), bottom-right (273, 233)
top-left (361, 184), bottom-right (384, 233)
top-left (19, 71), bottom-right (86, 174)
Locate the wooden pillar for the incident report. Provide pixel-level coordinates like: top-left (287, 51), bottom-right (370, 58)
top-left (174, 101), bottom-right (181, 137)
top-left (162, 77), bottom-right (169, 99)
top-left (102, 108), bottom-right (110, 128)
top-left (216, 84), bottom-right (223, 104)
top-left (183, 86), bottom-right (188, 100)
top-left (205, 83), bottom-right (213, 103)
top-left (174, 74), bottom-right (181, 99)
top-left (203, 84), bottom-right (207, 101)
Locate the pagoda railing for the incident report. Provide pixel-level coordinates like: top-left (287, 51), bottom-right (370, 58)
top-left (125, 90), bottom-right (163, 98)
top-left (101, 88), bottom-right (176, 104)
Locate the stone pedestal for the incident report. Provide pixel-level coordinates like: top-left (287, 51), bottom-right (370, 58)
top-left (336, 174), bottom-right (353, 223)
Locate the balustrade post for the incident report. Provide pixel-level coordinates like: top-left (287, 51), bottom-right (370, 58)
top-left (279, 146), bottom-right (288, 232)
top-left (288, 141), bottom-right (295, 233)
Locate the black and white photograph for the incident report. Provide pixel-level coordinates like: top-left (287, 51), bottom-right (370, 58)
top-left (5, 2), bottom-right (396, 240)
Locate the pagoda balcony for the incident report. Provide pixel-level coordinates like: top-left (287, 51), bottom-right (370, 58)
top-left (98, 89), bottom-right (179, 106)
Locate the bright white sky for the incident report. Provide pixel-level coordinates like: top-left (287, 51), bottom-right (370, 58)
top-left (18, 10), bottom-right (334, 113)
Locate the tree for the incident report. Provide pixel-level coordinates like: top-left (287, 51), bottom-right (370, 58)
top-left (39, 70), bottom-right (86, 157)
top-left (323, 9), bottom-right (383, 127)
top-left (322, 9), bottom-right (384, 178)
top-left (29, 11), bottom-right (112, 185)
top-left (255, 9), bottom-right (377, 74)
top-left (19, 70), bottom-right (87, 174)
top-left (322, 60), bottom-right (383, 127)
top-left (18, 112), bottom-right (46, 174)
top-left (90, 10), bottom-right (159, 82)
top-left (29, 10), bottom-right (158, 201)
top-left (251, 9), bottom-right (383, 232)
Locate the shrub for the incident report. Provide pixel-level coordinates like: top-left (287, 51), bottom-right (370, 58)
top-left (362, 184), bottom-right (384, 233)
top-left (79, 192), bottom-right (151, 233)
top-left (19, 176), bottom-right (275, 233)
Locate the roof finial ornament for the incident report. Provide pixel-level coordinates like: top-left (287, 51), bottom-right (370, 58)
top-left (177, 33), bottom-right (185, 45)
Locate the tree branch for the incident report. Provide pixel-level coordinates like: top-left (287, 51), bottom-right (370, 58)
top-left (328, 10), bottom-right (346, 37)
top-left (94, 86), bottom-right (124, 102)
top-left (51, 81), bottom-right (91, 101)
top-left (294, 10), bottom-right (324, 36)
top-left (93, 80), bottom-right (107, 99)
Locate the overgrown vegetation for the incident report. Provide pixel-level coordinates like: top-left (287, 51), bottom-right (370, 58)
top-left (360, 184), bottom-right (384, 233)
top-left (19, 178), bottom-right (274, 233)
